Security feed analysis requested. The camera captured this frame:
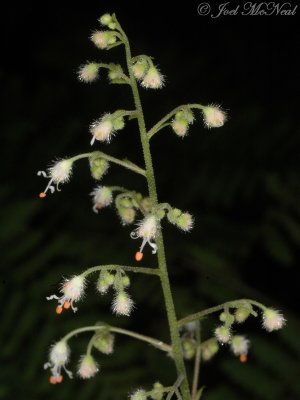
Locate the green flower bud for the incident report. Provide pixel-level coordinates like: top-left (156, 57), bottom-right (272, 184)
top-left (201, 338), bottom-right (219, 361)
top-left (118, 197), bottom-right (133, 208)
top-left (215, 325), bottom-right (231, 343)
top-left (130, 389), bottom-right (147, 400)
top-left (132, 58), bottom-right (149, 80)
top-left (167, 208), bottom-right (182, 224)
top-left (99, 13), bottom-right (113, 26)
top-left (182, 337), bottom-right (197, 360)
top-left (93, 331), bottom-right (115, 354)
top-left (235, 307), bottom-right (251, 323)
top-left (118, 206), bottom-right (136, 225)
top-left (97, 270), bottom-right (115, 294)
top-left (150, 382), bottom-right (164, 400)
top-left (121, 275), bottom-right (130, 288)
top-left (89, 155), bottom-right (109, 180)
top-left (176, 212), bottom-right (194, 231)
top-left (156, 209), bottom-right (165, 220)
top-left (219, 312), bottom-right (235, 325)
top-left (141, 197), bottom-right (152, 213)
top-left (112, 116), bottom-right (125, 130)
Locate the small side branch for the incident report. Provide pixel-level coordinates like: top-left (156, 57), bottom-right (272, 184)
top-left (178, 298), bottom-right (264, 327)
top-left (81, 264), bottom-right (160, 278)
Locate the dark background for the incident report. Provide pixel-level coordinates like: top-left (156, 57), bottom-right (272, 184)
top-left (1, 1), bottom-right (300, 399)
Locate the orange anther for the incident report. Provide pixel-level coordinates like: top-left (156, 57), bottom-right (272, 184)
top-left (135, 251), bottom-right (143, 262)
top-left (56, 305), bottom-right (63, 314)
top-left (63, 301), bottom-right (71, 309)
top-left (56, 375), bottom-right (63, 383)
top-left (239, 354), bottom-right (247, 363)
top-left (39, 192), bottom-right (47, 198)
top-left (49, 376), bottom-right (57, 384)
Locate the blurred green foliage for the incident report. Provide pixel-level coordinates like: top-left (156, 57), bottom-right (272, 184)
top-left (1, 2), bottom-right (299, 400)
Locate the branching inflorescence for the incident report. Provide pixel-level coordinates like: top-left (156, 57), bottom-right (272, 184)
top-left (40, 13), bottom-right (286, 399)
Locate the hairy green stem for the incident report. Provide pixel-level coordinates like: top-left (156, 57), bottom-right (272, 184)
top-left (191, 322), bottom-right (201, 400)
top-left (63, 325), bottom-right (171, 353)
top-left (178, 298), bottom-right (264, 327)
top-left (116, 18), bottom-right (191, 399)
top-left (148, 103), bottom-right (206, 139)
top-left (69, 151), bottom-right (146, 176)
top-left (81, 264), bottom-right (160, 278)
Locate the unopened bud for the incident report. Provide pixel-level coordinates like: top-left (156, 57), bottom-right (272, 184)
top-left (93, 331), bottom-right (115, 355)
top-left (89, 155), bottom-right (109, 180)
top-left (235, 307), bottom-right (251, 323)
top-left (201, 338), bottom-right (219, 361)
top-left (90, 31), bottom-right (117, 50)
top-left (97, 270), bottom-right (115, 294)
top-left (151, 382), bottom-right (164, 400)
top-left (99, 13), bottom-right (113, 26)
top-left (132, 59), bottom-right (148, 80)
top-left (182, 337), bottom-right (197, 360)
top-left (141, 197), bottom-right (152, 213)
top-left (112, 116), bottom-right (125, 130)
top-left (130, 389), bottom-right (147, 400)
top-left (219, 312), bottom-right (235, 325)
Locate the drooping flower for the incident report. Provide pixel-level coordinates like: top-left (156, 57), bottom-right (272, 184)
top-left (90, 30), bottom-right (118, 49)
top-left (130, 389), bottom-right (147, 400)
top-left (130, 215), bottom-right (158, 261)
top-left (111, 291), bottom-right (134, 316)
top-left (91, 186), bottom-right (113, 213)
top-left (90, 114), bottom-right (114, 144)
top-left (141, 65), bottom-right (164, 89)
top-left (44, 340), bottom-right (72, 384)
top-left (46, 275), bottom-right (86, 314)
top-left (214, 325), bottom-right (231, 344)
top-left (37, 159), bottom-right (73, 198)
top-left (93, 331), bottom-right (115, 355)
top-left (262, 308), bottom-right (286, 332)
top-left (78, 354), bottom-right (99, 379)
top-left (230, 335), bottom-right (250, 356)
top-left (78, 62), bottom-right (100, 83)
top-left (202, 105), bottom-right (227, 128)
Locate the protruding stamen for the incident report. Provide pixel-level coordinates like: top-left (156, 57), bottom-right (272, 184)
top-left (239, 354), bottom-right (247, 363)
top-left (56, 375), bottom-right (63, 383)
top-left (135, 251), bottom-right (143, 262)
top-left (56, 305), bottom-right (63, 314)
top-left (49, 376), bottom-right (57, 384)
top-left (39, 192), bottom-right (47, 198)
top-left (63, 301), bottom-right (71, 309)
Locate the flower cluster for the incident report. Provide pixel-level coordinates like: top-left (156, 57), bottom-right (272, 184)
top-left (132, 56), bottom-right (164, 89)
top-left (97, 269), bottom-right (134, 316)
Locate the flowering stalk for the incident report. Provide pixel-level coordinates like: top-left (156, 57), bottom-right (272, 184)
top-left (63, 325), bottom-right (172, 353)
top-left (114, 15), bottom-right (191, 399)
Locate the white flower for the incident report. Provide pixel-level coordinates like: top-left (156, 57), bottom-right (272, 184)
top-left (130, 389), bottom-right (147, 400)
top-left (44, 340), bottom-right (72, 384)
top-left (130, 215), bottom-right (158, 261)
top-left (90, 186), bottom-right (113, 213)
top-left (78, 354), bottom-right (99, 379)
top-left (90, 114), bottom-right (114, 144)
top-left (171, 118), bottom-right (189, 137)
top-left (230, 335), bottom-right (250, 356)
top-left (141, 66), bottom-right (164, 89)
top-left (202, 105), bottom-right (227, 128)
top-left (90, 30), bottom-right (117, 49)
top-left (112, 291), bottom-right (134, 316)
top-left (78, 63), bottom-right (99, 83)
top-left (214, 325), bottom-right (231, 343)
top-left (46, 275), bottom-right (85, 314)
top-left (37, 159), bottom-right (73, 198)
top-left (262, 308), bottom-right (286, 332)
